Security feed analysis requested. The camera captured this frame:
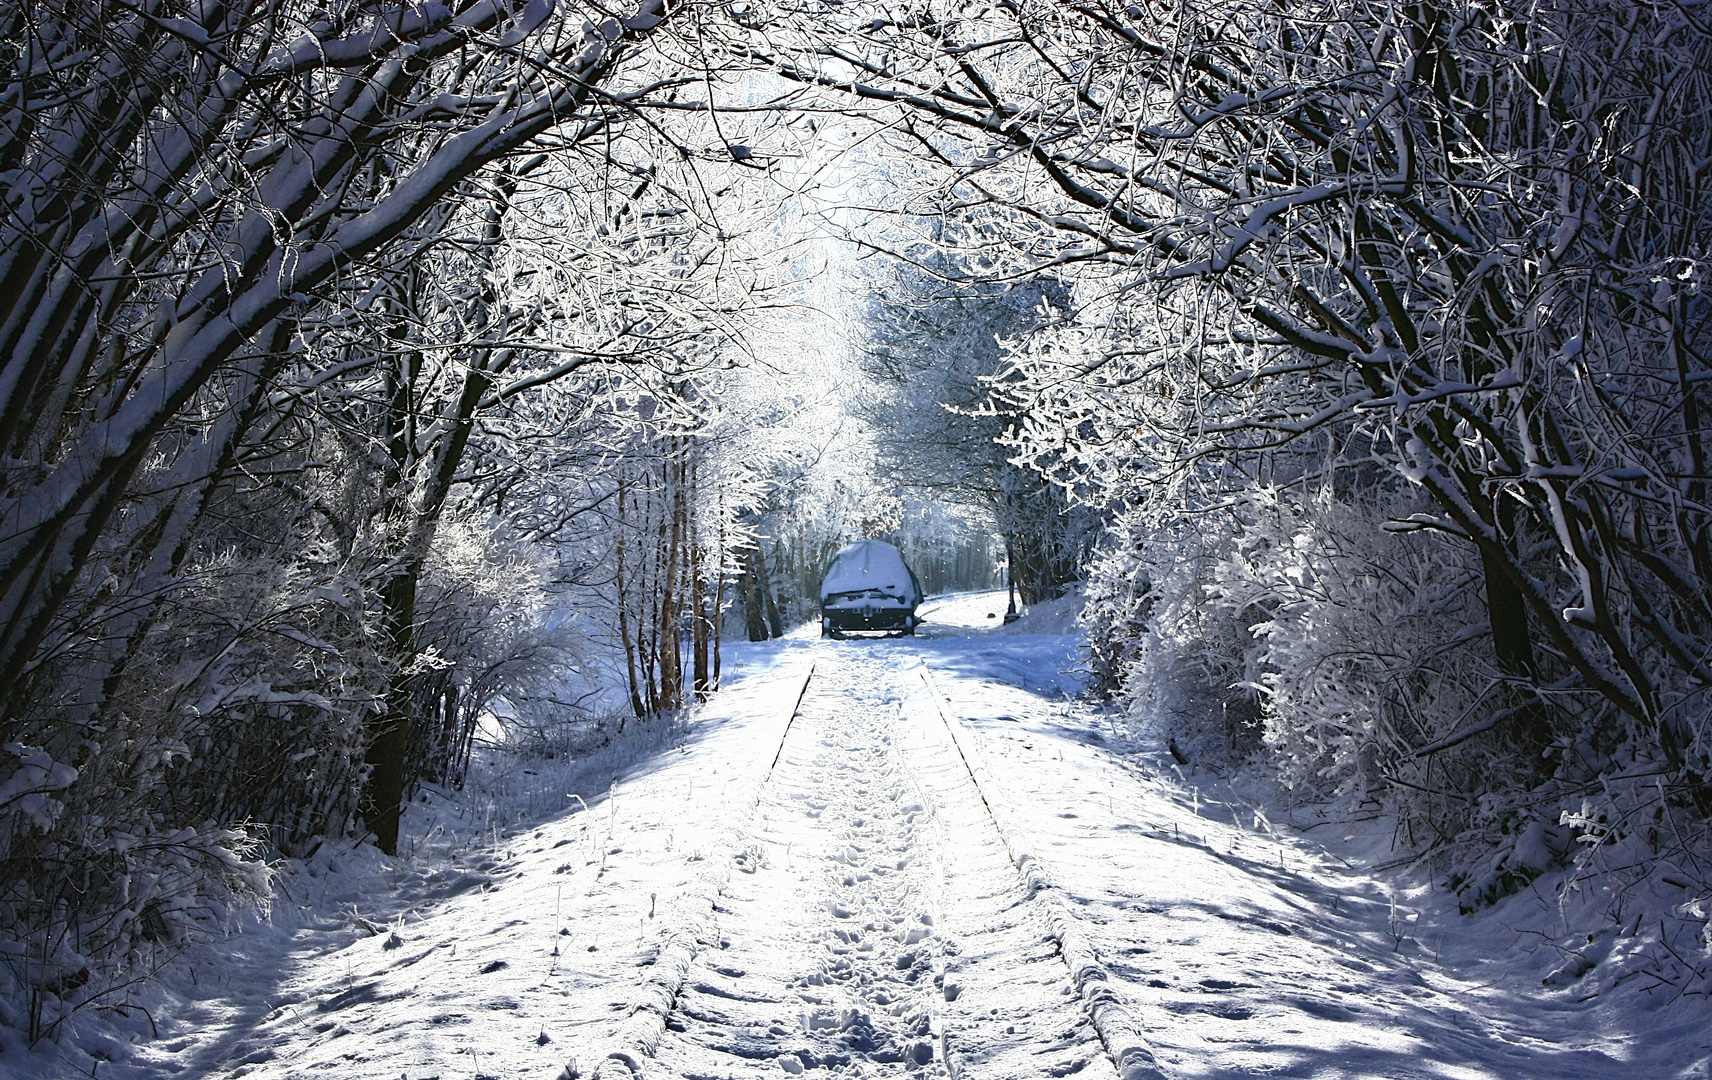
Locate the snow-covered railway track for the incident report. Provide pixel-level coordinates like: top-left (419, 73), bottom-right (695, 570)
top-left (583, 664), bottom-right (818, 1080)
top-left (634, 660), bottom-right (949, 1077)
top-left (915, 671), bottom-right (1165, 1080)
top-left (589, 651), bottom-right (1146, 1080)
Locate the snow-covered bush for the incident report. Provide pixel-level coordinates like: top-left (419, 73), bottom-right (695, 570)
top-left (410, 516), bottom-right (622, 770)
top-left (1094, 483), bottom-right (1560, 847)
top-left (1223, 489), bottom-right (1494, 812)
top-left (1084, 508), bottom-right (1263, 763)
top-left (0, 822), bottom-right (271, 1045)
top-left (0, 491), bottom-right (368, 1032)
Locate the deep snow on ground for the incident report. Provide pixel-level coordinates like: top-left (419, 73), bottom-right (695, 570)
top-left (5, 590), bottom-right (1708, 1078)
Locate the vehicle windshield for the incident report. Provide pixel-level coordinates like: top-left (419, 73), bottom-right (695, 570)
top-left (819, 540), bottom-right (920, 606)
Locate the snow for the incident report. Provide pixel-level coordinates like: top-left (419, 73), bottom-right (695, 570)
top-left (0, 745), bottom-right (78, 833)
top-left (7, 590), bottom-right (1707, 1078)
top-left (819, 541), bottom-right (921, 607)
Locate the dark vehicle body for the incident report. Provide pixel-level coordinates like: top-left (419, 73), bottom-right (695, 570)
top-left (819, 540), bottom-right (924, 637)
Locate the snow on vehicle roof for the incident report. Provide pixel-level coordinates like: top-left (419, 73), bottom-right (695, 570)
top-left (820, 539), bottom-right (920, 604)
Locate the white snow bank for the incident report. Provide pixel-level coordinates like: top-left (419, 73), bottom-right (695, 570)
top-left (915, 586), bottom-right (1083, 636)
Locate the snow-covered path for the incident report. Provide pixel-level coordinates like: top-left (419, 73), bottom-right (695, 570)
top-left (651, 658), bottom-right (955, 1074)
top-left (648, 650), bottom-right (1118, 1079)
top-left (29, 592), bottom-right (1701, 1079)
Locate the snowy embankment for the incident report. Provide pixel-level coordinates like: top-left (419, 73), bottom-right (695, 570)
top-left (6, 591), bottom-right (1705, 1078)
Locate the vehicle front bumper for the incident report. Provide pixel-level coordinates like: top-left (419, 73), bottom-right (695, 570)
top-left (821, 606), bottom-right (916, 632)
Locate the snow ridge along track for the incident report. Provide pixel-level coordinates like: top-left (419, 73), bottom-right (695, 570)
top-left (586, 663), bottom-right (817, 1080)
top-left (918, 670), bottom-right (1166, 1080)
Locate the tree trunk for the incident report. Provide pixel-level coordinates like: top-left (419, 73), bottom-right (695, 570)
top-left (641, 479), bottom-right (662, 715)
top-left (1477, 494), bottom-right (1553, 768)
top-left (360, 339), bottom-right (493, 854)
top-left (657, 448), bottom-right (683, 711)
top-left (760, 542), bottom-right (785, 639)
top-left (691, 502), bottom-right (710, 700)
top-left (615, 475), bottom-right (646, 722)
top-left (741, 550), bottom-right (769, 642)
top-left (712, 569), bottom-right (724, 689)
top-left (712, 514), bottom-right (725, 690)
top-left (363, 570), bottom-right (418, 855)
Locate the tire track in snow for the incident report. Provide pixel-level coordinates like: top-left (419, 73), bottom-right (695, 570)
top-left (583, 663), bottom-right (816, 1080)
top-left (891, 665), bottom-right (1119, 1080)
top-left (643, 659), bottom-right (948, 1077)
top-left (915, 668), bottom-right (1166, 1080)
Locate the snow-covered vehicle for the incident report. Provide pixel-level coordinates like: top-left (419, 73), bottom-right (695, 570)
top-left (819, 540), bottom-right (924, 637)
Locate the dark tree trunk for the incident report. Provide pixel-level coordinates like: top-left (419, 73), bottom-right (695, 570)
top-left (1477, 496), bottom-right (1553, 768)
top-left (657, 446), bottom-right (684, 711)
top-left (691, 475), bottom-right (710, 700)
top-left (615, 476), bottom-right (647, 722)
top-left (363, 570), bottom-right (418, 855)
top-left (761, 543), bottom-right (785, 639)
top-left (741, 551), bottom-right (769, 642)
top-left (712, 568), bottom-right (724, 689)
top-left (360, 337), bottom-right (491, 854)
